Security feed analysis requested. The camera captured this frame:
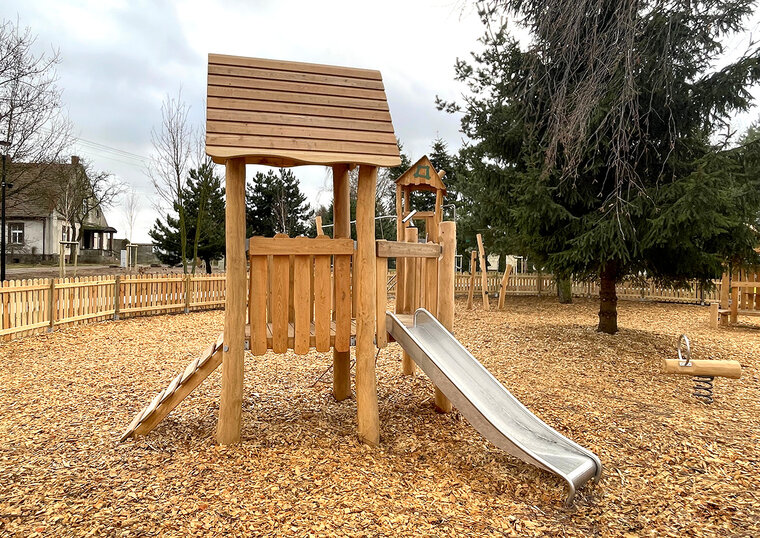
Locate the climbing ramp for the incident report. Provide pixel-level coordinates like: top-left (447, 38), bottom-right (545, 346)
top-left (120, 333), bottom-right (225, 441)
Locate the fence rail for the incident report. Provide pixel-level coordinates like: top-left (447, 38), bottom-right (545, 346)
top-left (453, 272), bottom-right (721, 304)
top-left (0, 274), bottom-right (228, 341)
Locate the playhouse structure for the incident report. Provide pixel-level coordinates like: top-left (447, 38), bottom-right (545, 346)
top-left (121, 54), bottom-right (602, 503)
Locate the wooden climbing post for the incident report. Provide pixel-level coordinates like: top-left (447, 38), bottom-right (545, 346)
top-left (467, 250), bottom-right (476, 310)
top-left (217, 157), bottom-right (246, 445)
top-left (332, 164), bottom-right (351, 402)
top-left (498, 265), bottom-right (513, 310)
top-left (355, 165), bottom-right (379, 446)
top-left (435, 221), bottom-right (456, 413)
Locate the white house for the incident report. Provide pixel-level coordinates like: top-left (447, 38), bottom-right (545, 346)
top-left (4, 156), bottom-right (116, 264)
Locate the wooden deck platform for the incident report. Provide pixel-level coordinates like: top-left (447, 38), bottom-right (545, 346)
top-left (245, 319), bottom-right (357, 350)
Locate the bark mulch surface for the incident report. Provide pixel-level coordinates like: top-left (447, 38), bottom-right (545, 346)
top-left (1, 297), bottom-right (758, 536)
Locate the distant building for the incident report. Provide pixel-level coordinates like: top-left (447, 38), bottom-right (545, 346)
top-left (4, 156), bottom-right (117, 264)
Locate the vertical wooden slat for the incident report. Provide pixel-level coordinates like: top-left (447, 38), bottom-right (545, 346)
top-left (293, 254), bottom-right (311, 355)
top-left (250, 255), bottom-right (268, 355)
top-left (334, 254), bottom-right (351, 352)
top-left (272, 248), bottom-right (290, 353)
top-left (314, 252), bottom-right (331, 352)
top-left (402, 227), bottom-right (418, 376)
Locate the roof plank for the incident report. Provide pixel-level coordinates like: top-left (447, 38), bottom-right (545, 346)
top-left (206, 54), bottom-right (400, 167)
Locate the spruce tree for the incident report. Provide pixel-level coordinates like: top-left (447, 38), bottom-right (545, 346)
top-left (441, 1), bottom-right (760, 333)
top-left (149, 162), bottom-right (226, 272)
top-left (246, 168), bottom-right (313, 237)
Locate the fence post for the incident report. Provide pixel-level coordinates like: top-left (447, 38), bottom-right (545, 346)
top-left (113, 276), bottom-right (120, 320)
top-left (48, 279), bottom-right (55, 332)
top-left (185, 274), bottom-right (191, 313)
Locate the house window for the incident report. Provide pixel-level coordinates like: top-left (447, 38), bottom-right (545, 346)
top-left (9, 223), bottom-right (24, 245)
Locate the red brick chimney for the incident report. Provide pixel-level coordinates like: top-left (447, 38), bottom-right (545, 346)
top-left (71, 155), bottom-right (80, 165)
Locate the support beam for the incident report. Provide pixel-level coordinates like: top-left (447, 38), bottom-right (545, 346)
top-left (435, 221), bottom-right (456, 412)
top-left (217, 157), bottom-right (246, 445)
top-left (356, 165), bottom-right (379, 445)
top-left (332, 164), bottom-right (351, 401)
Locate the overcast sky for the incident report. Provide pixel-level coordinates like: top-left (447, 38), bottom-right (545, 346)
top-left (4, 1), bottom-right (760, 243)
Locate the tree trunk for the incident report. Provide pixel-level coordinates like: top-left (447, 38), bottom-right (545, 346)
top-left (204, 257), bottom-right (212, 274)
top-left (598, 262), bottom-right (618, 334)
top-left (557, 276), bottom-right (572, 304)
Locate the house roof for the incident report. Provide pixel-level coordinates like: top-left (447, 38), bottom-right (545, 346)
top-left (394, 155), bottom-right (447, 193)
top-left (205, 54), bottom-right (402, 167)
top-left (5, 161), bottom-right (74, 218)
top-left (5, 159), bottom-right (114, 231)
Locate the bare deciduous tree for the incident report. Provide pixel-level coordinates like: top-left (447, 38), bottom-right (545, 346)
top-left (148, 89), bottom-right (194, 274)
top-left (122, 187), bottom-right (139, 242)
top-left (0, 18), bottom-right (72, 210)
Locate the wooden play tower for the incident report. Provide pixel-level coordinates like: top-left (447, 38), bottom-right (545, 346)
top-left (121, 54), bottom-right (457, 446)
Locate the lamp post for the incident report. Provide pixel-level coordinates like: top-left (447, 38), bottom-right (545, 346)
top-left (1, 140), bottom-right (10, 281)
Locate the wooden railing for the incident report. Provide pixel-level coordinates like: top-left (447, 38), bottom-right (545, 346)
top-left (710, 268), bottom-right (760, 326)
top-left (247, 235), bottom-right (354, 356)
top-left (0, 274), bottom-right (228, 342)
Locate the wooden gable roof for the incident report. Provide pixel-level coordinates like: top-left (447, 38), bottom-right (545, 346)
top-left (205, 54), bottom-right (402, 167)
top-left (394, 155), bottom-right (446, 193)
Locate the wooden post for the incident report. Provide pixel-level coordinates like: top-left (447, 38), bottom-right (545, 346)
top-left (730, 269), bottom-right (739, 324)
top-left (467, 250), bottom-right (476, 310)
top-left (435, 221), bottom-right (456, 413)
top-left (315, 215), bottom-right (324, 236)
top-left (355, 165), bottom-right (379, 446)
top-left (217, 157), bottom-right (246, 445)
top-left (498, 265), bottom-right (513, 310)
top-left (709, 302), bottom-right (719, 328)
top-left (113, 276), bottom-right (120, 320)
top-left (47, 279), bottom-right (55, 331)
top-left (720, 271), bottom-right (730, 326)
top-left (185, 274), bottom-right (191, 313)
top-left (476, 234), bottom-right (489, 310)
top-left (402, 226), bottom-right (418, 375)
top-left (332, 164), bottom-right (351, 401)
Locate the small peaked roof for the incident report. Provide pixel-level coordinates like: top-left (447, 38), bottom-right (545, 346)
top-left (394, 155), bottom-right (446, 193)
top-left (205, 54), bottom-right (402, 168)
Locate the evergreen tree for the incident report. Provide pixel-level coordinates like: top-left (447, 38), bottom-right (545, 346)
top-left (441, 1), bottom-right (760, 333)
top-left (149, 162), bottom-right (226, 272)
top-left (246, 168), bottom-right (313, 237)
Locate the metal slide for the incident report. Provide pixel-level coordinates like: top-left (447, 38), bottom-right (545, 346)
top-left (386, 309), bottom-right (602, 504)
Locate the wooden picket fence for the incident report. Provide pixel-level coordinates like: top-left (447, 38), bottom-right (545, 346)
top-left (0, 274), bottom-right (227, 342)
top-left (454, 272), bottom-right (721, 304)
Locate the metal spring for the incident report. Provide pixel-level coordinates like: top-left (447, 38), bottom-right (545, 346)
top-left (693, 375), bottom-right (714, 404)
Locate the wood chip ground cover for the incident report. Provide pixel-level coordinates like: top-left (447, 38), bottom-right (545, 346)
top-left (0, 297), bottom-right (758, 536)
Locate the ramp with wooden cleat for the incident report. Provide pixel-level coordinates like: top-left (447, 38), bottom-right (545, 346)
top-left (120, 333), bottom-right (225, 441)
